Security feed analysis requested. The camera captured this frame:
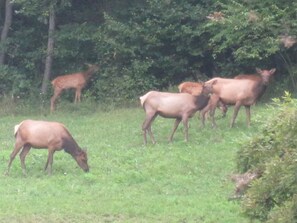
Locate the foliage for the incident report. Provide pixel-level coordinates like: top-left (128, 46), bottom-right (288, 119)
top-left (205, 0), bottom-right (297, 76)
top-left (236, 92), bottom-right (297, 222)
top-left (1, 0), bottom-right (297, 101)
top-left (0, 65), bottom-right (31, 96)
top-left (92, 0), bottom-right (212, 100)
top-left (267, 195), bottom-right (297, 223)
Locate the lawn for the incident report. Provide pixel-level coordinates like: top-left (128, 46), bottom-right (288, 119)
top-left (0, 103), bottom-right (264, 222)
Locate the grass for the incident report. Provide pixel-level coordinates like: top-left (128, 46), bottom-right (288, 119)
top-left (0, 101), bottom-right (265, 222)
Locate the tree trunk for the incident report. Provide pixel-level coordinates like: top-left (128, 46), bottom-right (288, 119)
top-left (0, 0), bottom-right (13, 65)
top-left (41, 5), bottom-right (55, 94)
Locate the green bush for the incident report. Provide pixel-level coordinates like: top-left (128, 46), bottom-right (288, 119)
top-left (267, 195), bottom-right (297, 223)
top-left (235, 92), bottom-right (297, 222)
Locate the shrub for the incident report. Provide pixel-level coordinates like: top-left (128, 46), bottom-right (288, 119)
top-left (235, 92), bottom-right (297, 222)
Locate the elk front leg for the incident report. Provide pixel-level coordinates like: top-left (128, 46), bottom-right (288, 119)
top-left (169, 118), bottom-right (181, 143)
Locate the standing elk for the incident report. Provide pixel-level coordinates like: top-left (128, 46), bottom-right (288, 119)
top-left (50, 64), bottom-right (99, 112)
top-left (178, 81), bottom-right (228, 119)
top-left (204, 68), bottom-right (276, 128)
top-left (140, 86), bottom-right (210, 144)
top-left (6, 120), bottom-right (89, 175)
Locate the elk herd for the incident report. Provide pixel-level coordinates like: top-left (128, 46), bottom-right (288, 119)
top-left (140, 68), bottom-right (276, 144)
top-left (4, 64), bottom-right (276, 175)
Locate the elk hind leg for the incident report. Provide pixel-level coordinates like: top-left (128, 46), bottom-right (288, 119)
top-left (142, 113), bottom-right (157, 144)
top-left (51, 88), bottom-right (63, 112)
top-left (5, 141), bottom-right (25, 175)
top-left (19, 145), bottom-right (31, 176)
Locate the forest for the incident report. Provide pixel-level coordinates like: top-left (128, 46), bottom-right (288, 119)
top-left (0, 0), bottom-right (296, 104)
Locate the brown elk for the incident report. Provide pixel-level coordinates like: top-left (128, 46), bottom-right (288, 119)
top-left (50, 64), bottom-right (99, 112)
top-left (204, 68), bottom-right (276, 128)
top-left (234, 74), bottom-right (262, 81)
top-left (6, 120), bottom-right (89, 175)
top-left (140, 87), bottom-right (210, 144)
top-left (178, 81), bottom-right (228, 119)
top-left (229, 170), bottom-right (261, 199)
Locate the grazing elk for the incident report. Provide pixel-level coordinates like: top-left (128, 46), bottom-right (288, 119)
top-left (178, 81), bottom-right (228, 119)
top-left (204, 68), bottom-right (276, 128)
top-left (140, 87), bottom-right (210, 144)
top-left (50, 64), bottom-right (99, 112)
top-left (6, 120), bottom-right (89, 175)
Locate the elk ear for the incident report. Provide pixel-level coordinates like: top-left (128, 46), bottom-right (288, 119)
top-left (85, 63), bottom-right (92, 67)
top-left (269, 68), bottom-right (276, 75)
top-left (256, 68), bottom-right (262, 74)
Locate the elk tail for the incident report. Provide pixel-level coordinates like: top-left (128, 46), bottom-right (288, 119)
top-left (14, 124), bottom-right (21, 137)
top-left (14, 121), bottom-right (26, 137)
top-left (51, 79), bottom-right (56, 85)
top-left (139, 93), bottom-right (149, 107)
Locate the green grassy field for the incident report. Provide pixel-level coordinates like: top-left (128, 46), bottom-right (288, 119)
top-left (0, 103), bottom-right (265, 223)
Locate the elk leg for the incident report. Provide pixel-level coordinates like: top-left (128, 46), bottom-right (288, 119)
top-left (182, 118), bottom-right (189, 142)
top-left (169, 118), bottom-right (181, 143)
top-left (74, 90), bottom-right (78, 103)
top-left (50, 87), bottom-right (63, 112)
top-left (209, 94), bottom-right (220, 128)
top-left (200, 104), bottom-right (209, 127)
top-left (45, 149), bottom-right (55, 175)
top-left (19, 145), bottom-right (31, 176)
top-left (147, 125), bottom-right (156, 144)
top-left (74, 88), bottom-right (82, 103)
top-left (142, 113), bottom-right (157, 145)
top-left (245, 105), bottom-right (251, 127)
top-left (230, 102), bottom-right (242, 128)
top-left (218, 100), bottom-right (228, 118)
top-left (5, 141), bottom-right (24, 175)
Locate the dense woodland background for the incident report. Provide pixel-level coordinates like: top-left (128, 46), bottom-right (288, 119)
top-left (0, 0), bottom-right (296, 103)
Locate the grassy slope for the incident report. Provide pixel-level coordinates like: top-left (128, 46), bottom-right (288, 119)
top-left (0, 105), bottom-right (264, 222)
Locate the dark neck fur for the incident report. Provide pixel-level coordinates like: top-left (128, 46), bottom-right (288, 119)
top-left (194, 94), bottom-right (210, 110)
top-left (253, 79), bottom-right (268, 101)
top-left (83, 66), bottom-right (97, 80)
top-left (62, 136), bottom-right (82, 156)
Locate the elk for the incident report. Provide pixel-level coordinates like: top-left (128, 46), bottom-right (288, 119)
top-left (140, 87), bottom-right (210, 144)
top-left (178, 81), bottom-right (228, 118)
top-left (50, 64), bottom-right (99, 112)
top-left (234, 74), bottom-right (262, 81)
top-left (204, 68), bottom-right (276, 128)
top-left (6, 120), bottom-right (89, 175)
top-left (229, 170), bottom-right (261, 199)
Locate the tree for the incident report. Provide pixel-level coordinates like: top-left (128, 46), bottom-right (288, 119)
top-left (92, 0), bottom-right (211, 102)
top-left (205, 0), bottom-right (297, 82)
top-left (0, 0), bottom-right (13, 65)
top-left (41, 4), bottom-right (55, 94)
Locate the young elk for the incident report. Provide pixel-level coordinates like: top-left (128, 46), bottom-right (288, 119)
top-left (178, 81), bottom-right (228, 119)
top-left (6, 120), bottom-right (89, 175)
top-left (204, 68), bottom-right (276, 128)
top-left (229, 170), bottom-right (261, 200)
top-left (140, 87), bottom-right (210, 144)
top-left (50, 64), bottom-right (99, 112)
